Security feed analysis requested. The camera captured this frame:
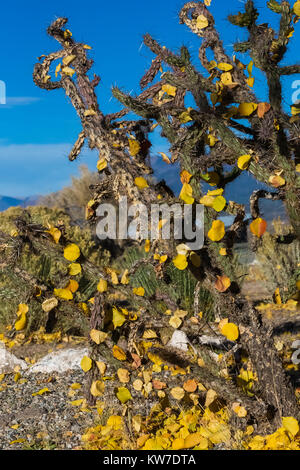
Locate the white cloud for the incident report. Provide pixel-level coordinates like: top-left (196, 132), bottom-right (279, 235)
top-left (0, 96), bottom-right (41, 109)
top-left (0, 142), bottom-right (98, 198)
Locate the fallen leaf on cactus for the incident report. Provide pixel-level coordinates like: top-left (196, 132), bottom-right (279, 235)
top-left (90, 380), bottom-right (104, 397)
top-left (134, 177), bottom-right (148, 189)
top-left (90, 329), bottom-right (108, 345)
top-left (238, 102), bottom-right (258, 116)
top-left (46, 227), bottom-right (61, 244)
top-left (62, 66), bottom-right (75, 77)
top-left (117, 368), bottom-right (130, 383)
top-left (293, 1), bottom-right (300, 17)
top-left (269, 174), bottom-right (285, 188)
top-left (208, 220), bottom-right (225, 242)
top-left (80, 356), bottom-right (92, 372)
top-left (237, 154), bottom-right (252, 170)
top-left (257, 102), bottom-right (271, 118)
top-left (62, 54), bottom-right (76, 66)
top-left (132, 287), bottom-right (145, 296)
top-left (282, 417), bottom-right (299, 437)
top-left (212, 195), bottom-right (226, 212)
top-left (173, 253), bottom-right (188, 270)
top-left (179, 183), bottom-right (194, 204)
top-left (113, 345), bottom-right (127, 361)
top-left (32, 388), bottom-right (50, 397)
top-left (64, 243), bottom-right (80, 262)
top-left (217, 62), bottom-right (233, 71)
top-left (97, 158), bottom-right (107, 172)
top-left (42, 297), bottom-right (58, 313)
top-left (221, 322), bottom-right (239, 341)
top-left (215, 275), bottom-right (231, 292)
top-left (68, 263), bottom-right (82, 275)
top-left (171, 387), bottom-right (185, 400)
top-left (196, 14), bottom-right (209, 30)
top-left (97, 279), bottom-right (108, 292)
top-left (116, 387), bottom-right (132, 403)
top-left (121, 269), bottom-right (130, 285)
top-left (65, 279), bottom-right (79, 293)
top-left (250, 218), bottom-right (267, 237)
top-left (161, 84), bottom-right (177, 97)
top-left (128, 138), bottom-right (141, 156)
top-left (183, 379), bottom-right (198, 393)
top-left (15, 313), bottom-right (27, 331)
top-left (53, 288), bottom-right (73, 300)
top-left (112, 307), bottom-right (126, 328)
top-left (232, 402), bottom-right (247, 417)
top-left (205, 389), bottom-right (217, 407)
top-left (180, 170), bottom-right (192, 184)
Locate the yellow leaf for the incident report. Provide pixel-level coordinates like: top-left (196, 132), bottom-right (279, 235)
top-left (171, 387), bottom-right (185, 400)
top-left (54, 288), bottom-right (73, 300)
top-left (184, 433), bottom-right (206, 449)
top-left (62, 54), bottom-right (76, 66)
top-left (90, 380), bottom-right (104, 397)
top-left (246, 77), bottom-right (255, 87)
top-left (83, 44), bottom-right (92, 50)
top-left (112, 307), bottom-right (126, 329)
top-left (97, 157), bottom-right (107, 172)
top-left (116, 387), bottom-right (132, 403)
top-left (46, 226), bottom-right (61, 244)
top-left (128, 138), bottom-right (141, 156)
top-left (68, 263), bottom-right (82, 276)
top-left (64, 243), bottom-right (80, 262)
top-left (282, 417), bottom-right (299, 437)
top-left (117, 368), bottom-right (130, 383)
top-left (134, 176), bottom-right (148, 189)
top-left (161, 84), bottom-right (177, 97)
top-left (219, 247), bottom-right (227, 256)
top-left (80, 356), bottom-right (92, 372)
top-left (132, 287), bottom-right (145, 296)
top-left (212, 195), bottom-right (226, 212)
top-left (121, 269), bottom-right (130, 285)
top-left (90, 329), bottom-right (108, 345)
top-left (232, 402), bottom-right (247, 418)
top-left (196, 14), bottom-right (209, 30)
top-left (173, 254), bottom-right (188, 270)
top-left (269, 174), bottom-right (286, 188)
top-left (238, 102), bottom-right (258, 116)
top-left (237, 154), bottom-right (252, 170)
top-left (218, 63), bottom-right (233, 72)
top-left (133, 379), bottom-right (143, 391)
top-left (169, 316), bottom-right (182, 329)
top-left (205, 389), bottom-right (217, 407)
top-left (15, 313), bottom-right (27, 331)
top-left (32, 387), bottom-right (50, 397)
top-left (97, 279), bottom-right (108, 293)
top-left (144, 239), bottom-right (151, 253)
top-left (179, 111), bottom-right (193, 124)
top-left (106, 268), bottom-right (119, 285)
top-left (107, 415), bottom-right (123, 430)
top-left (199, 195), bottom-right (215, 207)
top-left (180, 170), bottom-right (192, 184)
top-left (65, 279), bottom-right (79, 293)
top-left (42, 297), bottom-right (58, 313)
top-left (291, 105), bottom-right (300, 116)
top-left (172, 438), bottom-right (185, 450)
top-left (63, 29), bottom-right (72, 39)
top-left (293, 1), bottom-right (300, 17)
top-left (113, 345), bottom-right (127, 361)
top-left (296, 164), bottom-right (300, 173)
top-left (221, 72), bottom-right (233, 86)
top-left (16, 304), bottom-right (29, 316)
top-left (208, 220), bottom-right (225, 242)
top-left (221, 322), bottom-right (239, 341)
top-left (62, 66), bottom-right (75, 77)
top-left (274, 287), bottom-right (282, 305)
top-left (179, 183), bottom-right (194, 204)
top-left (84, 108), bottom-right (96, 117)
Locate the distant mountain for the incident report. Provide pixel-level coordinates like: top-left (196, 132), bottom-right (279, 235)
top-left (0, 195), bottom-right (40, 211)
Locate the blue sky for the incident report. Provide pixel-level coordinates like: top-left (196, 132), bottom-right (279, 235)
top-left (0, 0), bottom-right (299, 198)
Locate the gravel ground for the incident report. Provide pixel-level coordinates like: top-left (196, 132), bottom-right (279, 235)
top-left (0, 368), bottom-right (98, 450)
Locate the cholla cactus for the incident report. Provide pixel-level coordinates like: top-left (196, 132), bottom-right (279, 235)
top-left (5, 0), bottom-right (298, 431)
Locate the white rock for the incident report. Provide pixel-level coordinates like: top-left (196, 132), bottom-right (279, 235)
top-left (27, 347), bottom-right (89, 374)
top-left (167, 330), bottom-right (189, 351)
top-left (0, 342), bottom-right (28, 373)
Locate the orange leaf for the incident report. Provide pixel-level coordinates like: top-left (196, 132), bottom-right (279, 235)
top-left (183, 379), bottom-right (198, 393)
top-left (250, 218), bottom-right (267, 237)
top-left (215, 275), bottom-right (231, 292)
top-left (257, 102), bottom-right (271, 118)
